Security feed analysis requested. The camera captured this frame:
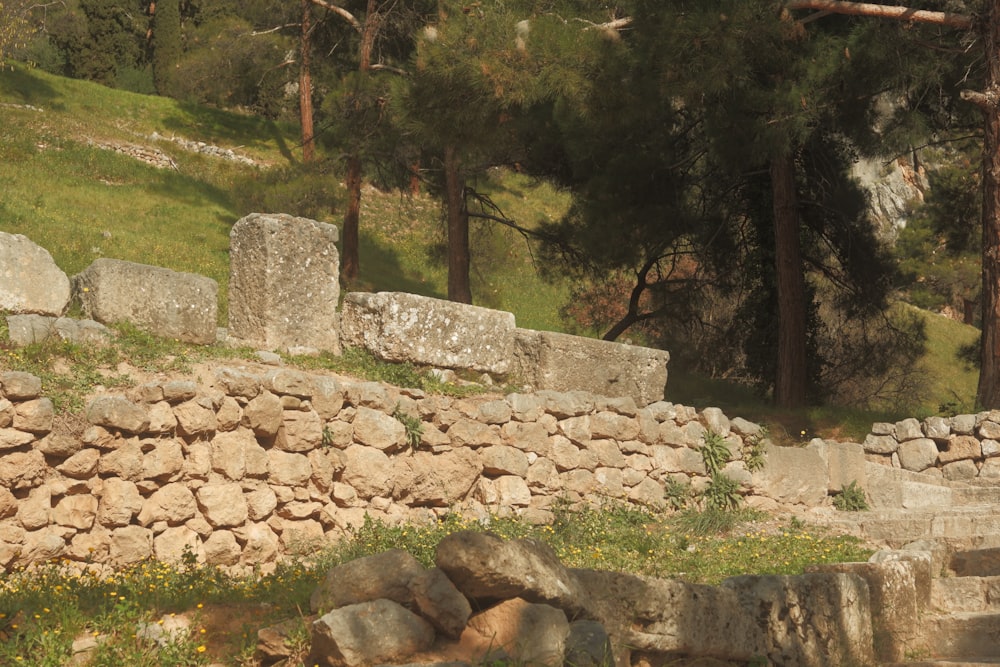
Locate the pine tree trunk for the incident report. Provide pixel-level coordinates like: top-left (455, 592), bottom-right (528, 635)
top-left (977, 0), bottom-right (1000, 408)
top-left (771, 152), bottom-right (808, 408)
top-left (339, 0), bottom-right (378, 284)
top-left (444, 144), bottom-right (472, 303)
top-left (342, 154), bottom-right (362, 283)
top-left (299, 0), bottom-right (315, 163)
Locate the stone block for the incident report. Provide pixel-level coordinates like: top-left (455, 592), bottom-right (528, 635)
top-left (74, 258), bottom-right (217, 344)
top-left (897, 438), bottom-right (939, 472)
top-left (340, 291), bottom-right (515, 374)
top-left (807, 440), bottom-right (867, 493)
top-left (228, 213), bottom-right (340, 353)
top-left (511, 329), bottom-right (669, 407)
top-left (751, 443), bottom-right (828, 506)
top-left (0, 232), bottom-right (70, 315)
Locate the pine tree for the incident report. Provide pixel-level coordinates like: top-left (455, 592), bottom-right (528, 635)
top-left (151, 0), bottom-right (180, 95)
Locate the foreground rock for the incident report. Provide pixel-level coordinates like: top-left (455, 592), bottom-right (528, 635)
top-left (264, 531), bottom-right (882, 667)
top-left (74, 258), bottom-right (218, 344)
top-left (0, 232), bottom-right (71, 316)
top-left (228, 212), bottom-right (341, 354)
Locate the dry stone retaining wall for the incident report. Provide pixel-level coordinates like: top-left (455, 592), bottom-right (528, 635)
top-left (0, 365), bottom-right (801, 572)
top-left (863, 413), bottom-right (1000, 482)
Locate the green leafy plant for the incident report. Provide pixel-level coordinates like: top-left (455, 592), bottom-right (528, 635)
top-left (743, 427), bottom-right (768, 473)
top-left (664, 477), bottom-right (690, 511)
top-left (392, 405), bottom-right (424, 450)
top-left (700, 430), bottom-right (732, 476)
top-left (833, 480), bottom-right (870, 512)
top-left (703, 473), bottom-right (742, 512)
top-left (321, 425), bottom-right (334, 448)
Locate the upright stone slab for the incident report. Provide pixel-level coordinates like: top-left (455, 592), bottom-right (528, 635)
top-left (74, 259), bottom-right (218, 344)
top-left (229, 213), bottom-right (340, 353)
top-left (340, 292), bottom-right (515, 374)
top-left (512, 329), bottom-right (669, 406)
top-left (0, 232), bottom-right (70, 316)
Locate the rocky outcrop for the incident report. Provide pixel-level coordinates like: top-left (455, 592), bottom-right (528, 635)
top-left (0, 232), bottom-right (71, 316)
top-left (73, 258), bottom-right (218, 344)
top-left (280, 532), bottom-right (882, 667)
top-left (228, 213), bottom-right (341, 354)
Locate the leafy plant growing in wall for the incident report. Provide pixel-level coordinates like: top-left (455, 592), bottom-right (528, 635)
top-left (699, 430), bottom-right (743, 511)
top-left (833, 480), bottom-right (870, 512)
top-left (393, 405), bottom-right (424, 451)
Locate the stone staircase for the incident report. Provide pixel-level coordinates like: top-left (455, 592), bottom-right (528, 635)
top-left (816, 462), bottom-right (1000, 665)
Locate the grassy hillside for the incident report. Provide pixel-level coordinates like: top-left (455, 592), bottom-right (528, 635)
top-left (0, 63), bottom-right (570, 331)
top-left (0, 63), bottom-right (983, 432)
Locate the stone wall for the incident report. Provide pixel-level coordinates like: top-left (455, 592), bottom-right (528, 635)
top-left (0, 364), bottom-right (820, 572)
top-left (862, 413), bottom-right (1000, 482)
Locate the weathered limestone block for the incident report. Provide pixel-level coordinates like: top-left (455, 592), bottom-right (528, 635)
top-left (341, 291), bottom-right (515, 374)
top-left (940, 434), bottom-right (982, 463)
top-left (465, 598), bottom-right (570, 666)
top-left (196, 483), bottom-right (248, 528)
top-left (411, 566), bottom-right (473, 639)
top-left (924, 416), bottom-right (951, 441)
top-left (807, 440), bottom-right (867, 493)
top-left (87, 396), bottom-right (150, 435)
top-left (19, 485), bottom-right (51, 530)
top-left (481, 445), bottom-right (530, 477)
top-left (74, 258), bottom-right (218, 344)
top-left (246, 391), bottom-right (282, 438)
top-left (202, 530), bottom-right (241, 566)
top-left (448, 418), bottom-right (502, 448)
top-left (267, 450), bottom-right (312, 487)
top-left (18, 527), bottom-right (66, 565)
top-left (238, 522), bottom-right (281, 564)
top-left (109, 525), bottom-right (153, 566)
top-left (173, 399), bottom-right (216, 437)
top-left (52, 494), bottom-right (98, 530)
top-left (721, 573), bottom-right (875, 667)
top-left (350, 406), bottom-right (405, 451)
top-left (895, 418), bottom-right (924, 442)
top-left (245, 486), bottom-right (278, 521)
top-left (813, 552), bottom-right (929, 663)
top-left (0, 449), bottom-right (46, 489)
top-left (99, 441), bottom-right (144, 480)
top-left (565, 619), bottom-right (614, 667)
top-left (392, 449), bottom-right (481, 507)
top-left (512, 329), bottom-right (669, 407)
top-left (310, 549), bottom-right (426, 612)
top-left (13, 397), bottom-right (53, 434)
top-left (436, 530), bottom-right (586, 614)
top-left (0, 232), bottom-right (70, 315)
top-left (211, 428), bottom-right (257, 480)
top-left (863, 433), bottom-right (899, 455)
top-left (898, 438), bottom-right (939, 472)
top-left (573, 568), bottom-right (763, 661)
top-left (137, 483), bottom-right (198, 526)
top-left (309, 599), bottom-right (435, 667)
top-left (1, 371), bottom-right (42, 400)
top-left (943, 458), bottom-right (979, 481)
top-left (142, 439), bottom-right (184, 481)
top-left (228, 213), bottom-right (340, 353)
top-left (98, 478), bottom-right (143, 527)
top-left (0, 428), bottom-right (35, 451)
top-left (154, 526), bottom-right (203, 565)
top-left (7, 314), bottom-right (113, 348)
top-left (751, 444), bottom-right (827, 506)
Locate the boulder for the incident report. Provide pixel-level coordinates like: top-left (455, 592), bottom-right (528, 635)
top-left (463, 597), bottom-right (570, 666)
top-left (0, 232), bottom-right (70, 315)
top-left (310, 549), bottom-right (427, 613)
top-left (228, 213), bottom-right (340, 353)
top-left (309, 599), bottom-right (435, 667)
top-left (6, 314), bottom-right (113, 347)
top-left (511, 329), bottom-right (669, 406)
top-left (74, 258), bottom-right (218, 344)
top-left (340, 291), bottom-right (515, 375)
top-left (435, 530), bottom-right (586, 614)
top-left (751, 443), bottom-right (828, 506)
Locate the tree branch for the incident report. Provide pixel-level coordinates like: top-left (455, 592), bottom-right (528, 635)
top-left (961, 89), bottom-right (1000, 111)
top-left (785, 1), bottom-right (974, 30)
top-left (308, 0), bottom-right (362, 33)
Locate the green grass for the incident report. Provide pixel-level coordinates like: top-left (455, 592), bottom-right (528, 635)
top-left (0, 505), bottom-right (872, 666)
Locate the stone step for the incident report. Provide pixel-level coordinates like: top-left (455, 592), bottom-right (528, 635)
top-left (917, 611), bottom-right (1000, 660)
top-left (932, 576), bottom-right (1000, 612)
top-left (821, 506), bottom-right (1000, 550)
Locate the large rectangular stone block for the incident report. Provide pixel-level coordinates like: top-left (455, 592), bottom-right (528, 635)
top-left (340, 292), bottom-right (515, 374)
top-left (511, 329), bottom-right (669, 407)
top-left (228, 213), bottom-right (340, 353)
top-left (74, 258), bottom-right (217, 344)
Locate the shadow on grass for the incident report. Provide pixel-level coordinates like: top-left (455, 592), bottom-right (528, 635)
top-left (0, 64), bottom-right (64, 111)
top-left (352, 232), bottom-right (446, 299)
top-left (161, 102), bottom-right (298, 163)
